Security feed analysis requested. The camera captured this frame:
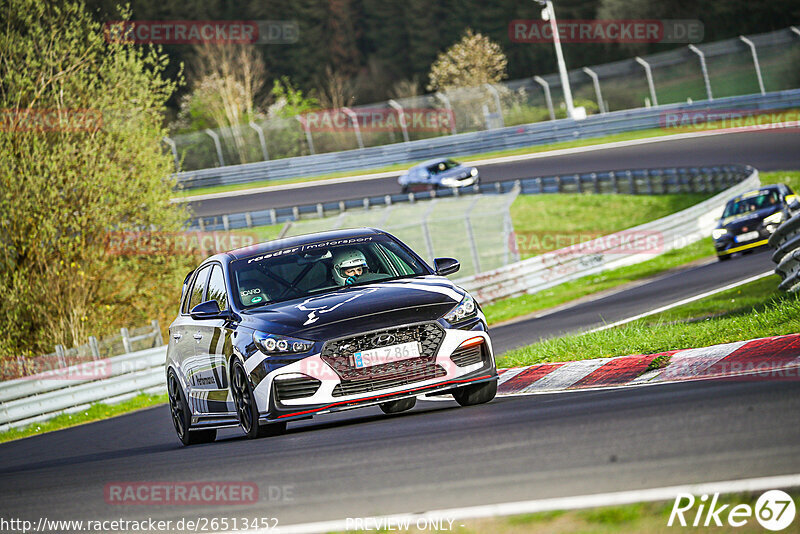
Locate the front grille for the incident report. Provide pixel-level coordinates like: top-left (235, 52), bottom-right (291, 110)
top-left (320, 322), bottom-right (445, 381)
top-left (451, 345), bottom-right (483, 367)
top-left (332, 363), bottom-right (446, 397)
top-left (274, 376), bottom-right (322, 401)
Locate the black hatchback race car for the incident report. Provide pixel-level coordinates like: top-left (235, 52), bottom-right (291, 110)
top-left (165, 228), bottom-right (498, 445)
top-left (713, 184), bottom-right (797, 260)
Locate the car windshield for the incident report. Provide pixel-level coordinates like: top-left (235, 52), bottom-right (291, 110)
top-left (722, 191), bottom-right (780, 217)
top-left (230, 234), bottom-right (428, 308)
top-left (427, 159), bottom-right (459, 175)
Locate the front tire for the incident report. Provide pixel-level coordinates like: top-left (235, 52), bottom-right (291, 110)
top-left (380, 396), bottom-right (416, 414)
top-left (452, 379), bottom-right (497, 407)
top-left (231, 360), bottom-right (286, 439)
top-left (167, 369), bottom-right (216, 446)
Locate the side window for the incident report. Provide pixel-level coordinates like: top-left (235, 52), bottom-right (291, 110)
top-left (185, 265), bottom-right (211, 314)
top-left (207, 265), bottom-right (228, 310)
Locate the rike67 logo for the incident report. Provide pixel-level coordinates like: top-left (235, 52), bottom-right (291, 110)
top-left (668, 490), bottom-right (796, 530)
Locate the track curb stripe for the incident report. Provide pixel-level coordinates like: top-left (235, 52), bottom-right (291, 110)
top-left (497, 333), bottom-right (800, 396)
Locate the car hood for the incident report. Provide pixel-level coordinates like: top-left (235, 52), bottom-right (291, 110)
top-left (719, 206), bottom-right (779, 231)
top-left (238, 276), bottom-right (466, 340)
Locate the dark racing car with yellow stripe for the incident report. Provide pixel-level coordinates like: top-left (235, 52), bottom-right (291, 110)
top-left (713, 184), bottom-right (797, 261)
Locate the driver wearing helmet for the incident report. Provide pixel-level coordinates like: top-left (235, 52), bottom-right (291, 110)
top-left (332, 248), bottom-right (368, 286)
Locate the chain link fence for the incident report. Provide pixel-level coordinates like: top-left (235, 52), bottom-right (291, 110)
top-left (166, 27), bottom-right (800, 171)
top-left (278, 189), bottom-right (520, 278)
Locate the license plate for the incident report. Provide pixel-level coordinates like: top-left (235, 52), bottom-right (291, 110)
top-left (735, 231), bottom-right (759, 243)
top-left (352, 342), bottom-right (421, 369)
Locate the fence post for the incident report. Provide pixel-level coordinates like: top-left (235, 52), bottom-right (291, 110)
top-left (436, 91), bottom-right (458, 135)
top-left (249, 121), bottom-right (270, 161)
top-left (151, 320), bottom-right (163, 347)
top-left (388, 99), bottom-right (410, 143)
top-left (88, 336), bottom-right (100, 360)
top-left (688, 45), bottom-right (713, 101)
top-left (55, 345), bottom-right (67, 368)
top-left (464, 197), bottom-right (482, 274)
top-left (484, 83), bottom-right (505, 128)
top-left (295, 115), bottom-right (315, 155)
top-left (581, 67), bottom-right (606, 114)
top-left (739, 36), bottom-right (766, 95)
top-left (342, 107), bottom-right (364, 150)
top-left (533, 76), bottom-right (556, 121)
top-left (635, 57), bottom-right (658, 107)
top-left (203, 128), bottom-right (225, 167)
top-left (120, 327), bottom-right (132, 353)
top-left (162, 136), bottom-right (180, 172)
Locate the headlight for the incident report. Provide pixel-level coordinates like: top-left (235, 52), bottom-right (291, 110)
top-left (763, 212), bottom-right (785, 225)
top-left (470, 168), bottom-right (478, 177)
top-left (712, 228), bottom-right (728, 240)
top-left (445, 293), bottom-right (478, 324)
top-left (253, 332), bottom-right (314, 355)
top-left (440, 178), bottom-right (459, 187)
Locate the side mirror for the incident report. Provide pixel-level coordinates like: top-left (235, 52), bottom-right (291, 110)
top-left (434, 257), bottom-right (460, 276)
top-left (190, 300), bottom-right (225, 320)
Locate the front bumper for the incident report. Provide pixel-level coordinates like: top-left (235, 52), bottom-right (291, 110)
top-left (245, 322), bottom-right (497, 423)
top-left (714, 228), bottom-right (770, 256)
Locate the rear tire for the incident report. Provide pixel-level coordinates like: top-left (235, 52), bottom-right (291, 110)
top-left (717, 254), bottom-right (731, 262)
top-left (380, 397), bottom-right (416, 414)
top-left (452, 379), bottom-right (497, 407)
top-left (167, 369), bottom-right (216, 446)
top-left (231, 360), bottom-right (286, 439)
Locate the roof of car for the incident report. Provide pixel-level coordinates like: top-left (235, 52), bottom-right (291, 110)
top-left (728, 184), bottom-right (784, 203)
top-left (411, 157), bottom-right (459, 169)
top-left (224, 227), bottom-right (385, 261)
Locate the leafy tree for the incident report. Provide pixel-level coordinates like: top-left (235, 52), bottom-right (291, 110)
top-left (427, 28), bottom-right (508, 91)
top-left (0, 0), bottom-right (190, 356)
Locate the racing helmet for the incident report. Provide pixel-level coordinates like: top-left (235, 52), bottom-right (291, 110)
top-left (332, 248), bottom-right (368, 286)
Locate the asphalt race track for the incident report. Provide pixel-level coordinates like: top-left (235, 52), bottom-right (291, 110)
top-left (188, 129), bottom-right (800, 217)
top-left (2, 380), bottom-right (798, 527)
top-left (0, 249), bottom-right (792, 528)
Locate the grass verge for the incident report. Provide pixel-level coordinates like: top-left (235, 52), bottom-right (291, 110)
top-left (497, 274), bottom-right (799, 368)
top-left (174, 112), bottom-right (800, 199)
top-left (0, 392), bottom-right (166, 443)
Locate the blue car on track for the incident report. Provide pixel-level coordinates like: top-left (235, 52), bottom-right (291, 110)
top-left (397, 158), bottom-right (480, 194)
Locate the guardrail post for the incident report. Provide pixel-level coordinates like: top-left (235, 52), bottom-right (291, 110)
top-left (249, 121), bottom-right (270, 161)
top-left (222, 214), bottom-right (230, 231)
top-left (739, 36), bottom-right (766, 95)
top-left (269, 208), bottom-right (277, 225)
top-left (591, 172), bottom-right (600, 193)
top-left (162, 136), bottom-right (180, 172)
top-left (292, 206), bottom-right (300, 220)
top-left (627, 170), bottom-right (636, 194)
top-left (581, 67), bottom-right (606, 114)
top-left (533, 76), bottom-right (556, 121)
top-left (535, 176), bottom-right (543, 193)
top-left (635, 57), bottom-right (658, 107)
top-left (555, 175), bottom-right (562, 192)
top-left (88, 336), bottom-right (100, 360)
top-left (204, 128), bottom-right (225, 167)
top-left (342, 107), bottom-right (364, 150)
top-left (435, 91), bottom-right (458, 135)
top-left (339, 200), bottom-right (346, 212)
top-left (151, 320), bottom-right (163, 347)
top-left (610, 171), bottom-right (618, 194)
top-left (688, 45), bottom-right (713, 101)
top-left (120, 328), bottom-right (132, 353)
top-left (363, 198), bottom-right (370, 209)
top-left (645, 169), bottom-right (654, 194)
top-left (388, 99), bottom-right (410, 143)
top-left (295, 115), bottom-right (315, 155)
top-left (245, 212), bottom-right (253, 227)
top-left (316, 203), bottom-right (324, 218)
top-left (384, 194), bottom-right (392, 206)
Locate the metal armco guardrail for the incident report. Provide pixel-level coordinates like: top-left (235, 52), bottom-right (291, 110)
top-left (176, 89), bottom-right (800, 190)
top-left (0, 347), bottom-right (166, 432)
top-left (454, 166), bottom-right (760, 304)
top-left (769, 202), bottom-right (800, 293)
top-left (191, 164), bottom-right (752, 231)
